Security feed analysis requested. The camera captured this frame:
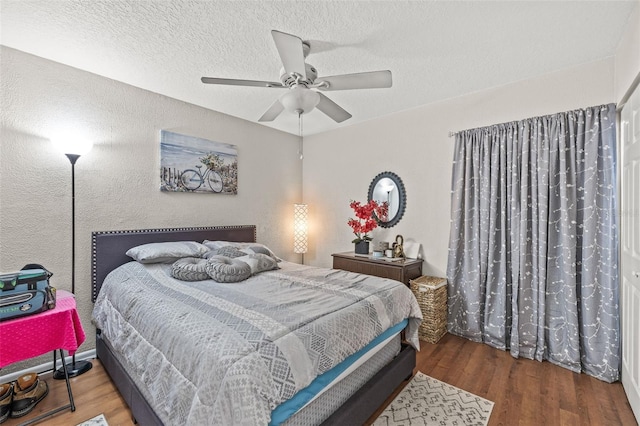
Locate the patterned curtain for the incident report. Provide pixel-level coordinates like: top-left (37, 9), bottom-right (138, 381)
top-left (446, 104), bottom-right (619, 382)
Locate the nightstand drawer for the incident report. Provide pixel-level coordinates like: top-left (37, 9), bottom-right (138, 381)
top-left (332, 252), bottom-right (422, 286)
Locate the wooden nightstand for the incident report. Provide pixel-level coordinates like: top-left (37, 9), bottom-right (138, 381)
top-left (332, 252), bottom-right (423, 286)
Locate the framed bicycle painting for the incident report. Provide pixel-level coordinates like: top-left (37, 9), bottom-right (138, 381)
top-left (160, 130), bottom-right (238, 194)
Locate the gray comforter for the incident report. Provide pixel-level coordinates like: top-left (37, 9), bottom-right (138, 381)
top-left (92, 261), bottom-right (422, 425)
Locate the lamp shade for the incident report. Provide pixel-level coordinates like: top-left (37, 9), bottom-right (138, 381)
top-left (280, 86), bottom-right (320, 115)
top-left (294, 203), bottom-right (308, 254)
top-left (51, 137), bottom-right (93, 156)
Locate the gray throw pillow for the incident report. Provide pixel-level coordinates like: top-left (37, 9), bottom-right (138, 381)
top-left (237, 254), bottom-right (278, 275)
top-left (205, 255), bottom-right (251, 283)
top-left (214, 246), bottom-right (246, 258)
top-left (202, 241), bottom-right (282, 262)
top-left (171, 257), bottom-right (210, 281)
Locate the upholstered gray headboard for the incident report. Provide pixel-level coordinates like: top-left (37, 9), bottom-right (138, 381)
top-left (91, 225), bottom-right (256, 302)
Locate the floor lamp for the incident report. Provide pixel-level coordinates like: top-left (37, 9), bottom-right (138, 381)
top-left (294, 204), bottom-right (308, 264)
top-left (52, 137), bottom-right (93, 379)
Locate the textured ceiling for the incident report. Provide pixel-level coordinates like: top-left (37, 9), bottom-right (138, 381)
top-left (1, 0), bottom-right (637, 136)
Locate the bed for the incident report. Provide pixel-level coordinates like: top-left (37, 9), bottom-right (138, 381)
top-left (91, 225), bottom-right (421, 425)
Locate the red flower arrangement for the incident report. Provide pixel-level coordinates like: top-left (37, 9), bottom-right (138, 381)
top-left (348, 200), bottom-right (389, 244)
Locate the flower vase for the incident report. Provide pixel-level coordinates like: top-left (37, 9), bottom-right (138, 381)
top-left (354, 241), bottom-right (369, 255)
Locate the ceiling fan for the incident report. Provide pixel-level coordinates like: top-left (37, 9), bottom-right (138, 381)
top-left (201, 30), bottom-right (392, 123)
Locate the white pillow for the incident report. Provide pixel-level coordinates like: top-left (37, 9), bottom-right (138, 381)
top-left (126, 241), bottom-right (209, 264)
top-left (202, 241), bottom-right (281, 262)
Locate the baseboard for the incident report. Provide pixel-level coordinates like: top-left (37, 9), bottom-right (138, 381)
top-left (0, 349), bottom-right (96, 383)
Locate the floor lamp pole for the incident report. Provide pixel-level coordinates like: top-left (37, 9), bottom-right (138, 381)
top-left (70, 154), bottom-right (76, 294)
top-left (53, 153), bottom-right (92, 379)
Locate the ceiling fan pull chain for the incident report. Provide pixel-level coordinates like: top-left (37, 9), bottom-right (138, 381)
top-left (298, 112), bottom-right (304, 160)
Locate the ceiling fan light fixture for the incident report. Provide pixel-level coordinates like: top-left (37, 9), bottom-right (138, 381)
top-left (201, 30), bottom-right (390, 124)
top-left (280, 85), bottom-right (320, 115)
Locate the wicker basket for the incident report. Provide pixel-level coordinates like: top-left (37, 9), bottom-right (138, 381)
top-left (409, 276), bottom-right (448, 344)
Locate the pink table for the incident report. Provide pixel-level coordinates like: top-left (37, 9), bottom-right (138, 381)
top-left (0, 290), bottom-right (86, 368)
top-left (0, 290), bottom-right (84, 425)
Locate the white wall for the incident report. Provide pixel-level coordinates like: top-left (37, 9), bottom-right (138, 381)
top-left (303, 58), bottom-right (615, 276)
top-left (0, 47), bottom-right (301, 369)
top-left (615, 3), bottom-right (640, 104)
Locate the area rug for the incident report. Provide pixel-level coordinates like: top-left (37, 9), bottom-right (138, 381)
top-left (76, 413), bottom-right (109, 426)
top-left (373, 372), bottom-right (494, 426)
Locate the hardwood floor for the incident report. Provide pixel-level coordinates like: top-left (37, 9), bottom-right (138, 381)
top-left (365, 334), bottom-right (637, 426)
top-left (3, 334), bottom-right (637, 425)
top-left (2, 361), bottom-right (135, 426)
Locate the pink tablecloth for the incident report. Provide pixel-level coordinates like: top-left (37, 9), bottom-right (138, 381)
top-left (0, 290), bottom-right (86, 368)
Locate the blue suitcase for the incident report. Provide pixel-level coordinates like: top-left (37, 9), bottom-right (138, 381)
top-left (0, 268), bottom-right (56, 321)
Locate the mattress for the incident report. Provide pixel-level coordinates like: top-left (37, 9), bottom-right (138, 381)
top-left (272, 319), bottom-right (406, 424)
top-left (92, 260), bottom-right (422, 425)
top-left (284, 334), bottom-right (402, 425)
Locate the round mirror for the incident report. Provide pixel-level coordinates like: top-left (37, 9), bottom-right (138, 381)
top-left (367, 171), bottom-right (406, 228)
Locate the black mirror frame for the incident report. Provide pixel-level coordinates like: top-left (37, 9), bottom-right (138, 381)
top-left (367, 171), bottom-right (406, 228)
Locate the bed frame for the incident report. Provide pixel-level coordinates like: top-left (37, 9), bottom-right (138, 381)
top-left (91, 225), bottom-right (415, 425)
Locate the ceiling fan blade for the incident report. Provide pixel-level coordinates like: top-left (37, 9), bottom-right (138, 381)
top-left (271, 30), bottom-right (307, 79)
top-left (201, 77), bottom-right (285, 88)
top-left (316, 92), bottom-right (352, 123)
top-left (258, 99), bottom-right (285, 122)
top-left (315, 70), bottom-right (392, 91)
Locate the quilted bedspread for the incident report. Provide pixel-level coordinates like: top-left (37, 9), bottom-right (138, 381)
top-left (92, 261), bottom-right (422, 425)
